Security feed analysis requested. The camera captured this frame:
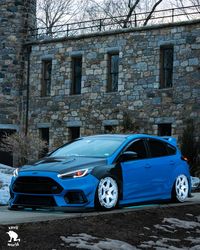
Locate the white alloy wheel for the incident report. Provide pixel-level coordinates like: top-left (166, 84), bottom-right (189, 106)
top-left (175, 174), bottom-right (189, 202)
top-left (97, 177), bottom-right (118, 209)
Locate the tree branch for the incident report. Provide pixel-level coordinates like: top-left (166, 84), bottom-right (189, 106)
top-left (123, 0), bottom-right (140, 28)
top-left (143, 0), bottom-right (163, 26)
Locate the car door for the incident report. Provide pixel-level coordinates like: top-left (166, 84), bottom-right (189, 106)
top-left (120, 139), bottom-right (154, 204)
top-left (145, 139), bottom-right (175, 199)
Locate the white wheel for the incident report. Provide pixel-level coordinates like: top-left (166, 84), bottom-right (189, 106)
top-left (97, 177), bottom-right (118, 210)
top-left (175, 174), bottom-right (189, 202)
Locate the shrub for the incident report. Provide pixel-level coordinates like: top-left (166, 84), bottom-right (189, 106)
top-left (0, 132), bottom-right (47, 167)
top-left (180, 119), bottom-right (200, 176)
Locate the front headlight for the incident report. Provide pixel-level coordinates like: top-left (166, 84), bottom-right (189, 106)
top-left (57, 169), bottom-right (89, 179)
top-left (13, 168), bottom-right (19, 177)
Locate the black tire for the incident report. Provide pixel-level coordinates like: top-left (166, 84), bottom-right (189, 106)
top-left (8, 205), bottom-right (23, 211)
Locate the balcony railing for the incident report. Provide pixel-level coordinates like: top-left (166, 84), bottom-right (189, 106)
top-left (28, 5), bottom-right (200, 41)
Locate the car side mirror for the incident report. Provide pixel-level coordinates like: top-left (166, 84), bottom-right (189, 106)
top-left (118, 151), bottom-right (138, 162)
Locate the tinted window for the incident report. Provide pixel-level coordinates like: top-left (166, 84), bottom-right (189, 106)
top-left (166, 143), bottom-right (176, 155)
top-left (125, 140), bottom-right (147, 159)
top-left (148, 139), bottom-right (168, 157)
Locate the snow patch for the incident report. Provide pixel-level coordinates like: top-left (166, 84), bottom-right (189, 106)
top-left (140, 238), bottom-right (184, 250)
top-left (154, 224), bottom-right (175, 233)
top-left (196, 216), bottom-right (200, 223)
top-left (0, 164), bottom-right (13, 205)
top-left (163, 218), bottom-right (200, 229)
top-left (190, 246), bottom-right (200, 250)
top-left (186, 237), bottom-right (200, 244)
top-left (60, 233), bottom-right (138, 250)
top-left (154, 217), bottom-right (200, 233)
top-left (145, 217), bottom-right (200, 249)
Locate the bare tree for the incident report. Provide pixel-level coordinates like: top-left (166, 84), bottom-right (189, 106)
top-left (85, 0), bottom-right (164, 28)
top-left (36, 0), bottom-right (87, 36)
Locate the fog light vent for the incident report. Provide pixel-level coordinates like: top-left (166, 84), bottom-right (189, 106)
top-left (64, 191), bottom-right (87, 204)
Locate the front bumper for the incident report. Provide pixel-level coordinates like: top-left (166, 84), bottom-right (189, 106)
top-left (9, 171), bottom-right (99, 209)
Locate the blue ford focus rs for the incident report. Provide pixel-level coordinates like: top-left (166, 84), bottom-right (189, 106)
top-left (9, 134), bottom-right (191, 210)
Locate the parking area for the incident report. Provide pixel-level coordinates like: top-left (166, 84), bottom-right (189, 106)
top-left (0, 192), bottom-right (199, 225)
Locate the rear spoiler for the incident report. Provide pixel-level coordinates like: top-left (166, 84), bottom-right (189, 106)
top-left (162, 136), bottom-right (177, 146)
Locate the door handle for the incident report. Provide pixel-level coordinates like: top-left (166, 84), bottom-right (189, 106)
top-left (170, 161), bottom-right (175, 165)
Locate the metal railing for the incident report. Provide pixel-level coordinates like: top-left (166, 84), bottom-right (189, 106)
top-left (28, 5), bottom-right (200, 41)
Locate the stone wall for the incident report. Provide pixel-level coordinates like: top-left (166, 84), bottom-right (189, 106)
top-left (0, 0), bottom-right (36, 126)
top-left (26, 20), bottom-right (200, 147)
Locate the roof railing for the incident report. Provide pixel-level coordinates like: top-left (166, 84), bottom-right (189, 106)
top-left (28, 5), bottom-right (200, 41)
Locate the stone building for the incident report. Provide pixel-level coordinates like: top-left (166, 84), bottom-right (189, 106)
top-left (0, 0), bottom-right (199, 165)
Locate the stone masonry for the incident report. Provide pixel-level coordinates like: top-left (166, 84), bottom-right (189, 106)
top-left (25, 20), bottom-right (200, 148)
top-left (0, 0), bottom-right (36, 127)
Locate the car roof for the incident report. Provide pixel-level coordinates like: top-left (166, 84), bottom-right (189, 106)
top-left (80, 134), bottom-right (177, 146)
top-left (81, 134), bottom-right (170, 141)
top-left (82, 134), bottom-right (129, 139)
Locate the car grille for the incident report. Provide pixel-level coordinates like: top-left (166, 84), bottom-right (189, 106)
top-left (13, 176), bottom-right (63, 194)
top-left (15, 195), bottom-right (56, 207)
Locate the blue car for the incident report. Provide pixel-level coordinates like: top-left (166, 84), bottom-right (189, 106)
top-left (9, 134), bottom-right (191, 210)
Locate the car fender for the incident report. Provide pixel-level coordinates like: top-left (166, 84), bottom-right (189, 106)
top-left (170, 163), bottom-right (191, 191)
top-left (91, 164), bottom-right (123, 199)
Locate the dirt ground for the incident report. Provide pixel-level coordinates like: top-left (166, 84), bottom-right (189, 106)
top-left (0, 204), bottom-right (200, 250)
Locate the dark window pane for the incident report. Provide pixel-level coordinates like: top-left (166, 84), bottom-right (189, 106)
top-left (71, 57), bottom-right (82, 95)
top-left (112, 74), bottom-right (118, 92)
top-left (107, 53), bottom-right (119, 92)
top-left (0, 129), bottom-right (16, 166)
top-left (104, 126), bottom-right (114, 133)
top-left (126, 139), bottom-right (147, 159)
top-left (111, 55), bottom-right (119, 73)
top-left (158, 123), bottom-right (172, 136)
top-left (41, 60), bottom-right (52, 96)
top-left (39, 128), bottom-right (49, 157)
top-left (160, 46), bottom-right (173, 88)
top-left (69, 127), bottom-right (80, 140)
top-left (148, 139), bottom-right (168, 157)
top-left (166, 144), bottom-right (176, 155)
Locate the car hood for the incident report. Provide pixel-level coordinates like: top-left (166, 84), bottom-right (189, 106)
top-left (19, 157), bottom-right (107, 174)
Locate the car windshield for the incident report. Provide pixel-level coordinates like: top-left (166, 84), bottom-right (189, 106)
top-left (50, 138), bottom-right (125, 158)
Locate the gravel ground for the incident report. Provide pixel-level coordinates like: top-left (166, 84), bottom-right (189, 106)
top-left (0, 204), bottom-right (200, 250)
